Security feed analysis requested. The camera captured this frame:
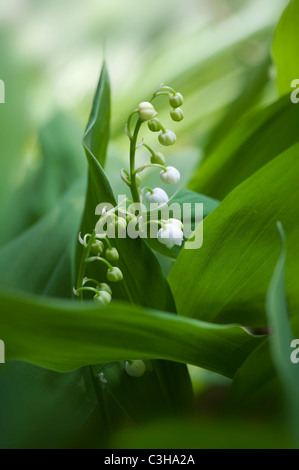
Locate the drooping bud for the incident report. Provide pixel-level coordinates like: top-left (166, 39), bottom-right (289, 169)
top-left (91, 240), bottom-right (104, 255)
top-left (126, 212), bottom-right (138, 224)
top-left (116, 217), bottom-right (127, 231)
top-left (169, 92), bottom-right (184, 108)
top-left (107, 267), bottom-right (123, 282)
top-left (148, 119), bottom-right (161, 132)
top-left (125, 360), bottom-right (146, 377)
top-left (105, 247), bottom-right (119, 261)
top-left (150, 152), bottom-right (165, 165)
top-left (138, 102), bottom-right (157, 121)
top-left (97, 283), bottom-right (112, 295)
top-left (145, 187), bottom-right (169, 205)
top-left (160, 166), bottom-right (180, 184)
top-left (170, 107), bottom-right (184, 122)
top-left (94, 290), bottom-right (112, 306)
top-left (158, 129), bottom-right (176, 146)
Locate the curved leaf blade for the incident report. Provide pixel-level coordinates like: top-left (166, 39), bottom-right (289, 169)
top-left (0, 291), bottom-right (262, 378)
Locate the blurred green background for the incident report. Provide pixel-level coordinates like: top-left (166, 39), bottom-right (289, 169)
top-left (0, 0), bottom-right (295, 449)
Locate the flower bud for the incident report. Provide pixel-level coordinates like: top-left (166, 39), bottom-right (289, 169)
top-left (97, 283), bottom-right (112, 295)
top-left (150, 152), bottom-right (165, 165)
top-left (125, 360), bottom-right (146, 377)
top-left (145, 187), bottom-right (169, 205)
top-left (94, 290), bottom-right (112, 306)
top-left (158, 129), bottom-right (176, 146)
top-left (105, 247), bottom-right (119, 261)
top-left (169, 92), bottom-right (184, 108)
top-left (107, 267), bottom-right (123, 282)
top-left (157, 223), bottom-right (184, 249)
top-left (160, 166), bottom-right (180, 184)
top-left (126, 212), bottom-right (138, 224)
top-left (91, 240), bottom-right (104, 255)
top-left (138, 102), bottom-right (157, 121)
top-left (116, 217), bottom-right (127, 231)
top-left (170, 107), bottom-right (184, 122)
top-left (148, 119), bottom-right (161, 132)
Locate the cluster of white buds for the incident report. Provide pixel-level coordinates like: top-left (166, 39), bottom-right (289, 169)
top-left (75, 232), bottom-right (123, 304)
top-left (121, 84), bottom-right (185, 250)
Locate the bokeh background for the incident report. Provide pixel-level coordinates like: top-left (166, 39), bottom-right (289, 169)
top-left (0, 0), bottom-right (293, 449)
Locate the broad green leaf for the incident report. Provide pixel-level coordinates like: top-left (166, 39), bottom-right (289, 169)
top-left (265, 222), bottom-right (299, 444)
top-left (224, 223), bottom-right (299, 447)
top-left (188, 95), bottom-right (299, 200)
top-left (0, 290), bottom-right (262, 378)
top-left (169, 144), bottom-right (299, 327)
top-left (0, 180), bottom-right (103, 449)
top-left (272, 0), bottom-right (299, 95)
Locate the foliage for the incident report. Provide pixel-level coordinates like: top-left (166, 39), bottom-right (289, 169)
top-left (0, 0), bottom-right (298, 449)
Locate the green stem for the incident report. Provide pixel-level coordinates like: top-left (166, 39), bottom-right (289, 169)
top-left (130, 118), bottom-right (142, 203)
top-left (134, 163), bottom-right (167, 174)
top-left (76, 286), bottom-right (100, 295)
top-left (76, 231), bottom-right (96, 301)
top-left (143, 142), bottom-right (155, 157)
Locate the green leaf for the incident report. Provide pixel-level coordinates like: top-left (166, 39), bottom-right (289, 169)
top-left (169, 144), bottom-right (299, 327)
top-left (0, 290), bottom-right (262, 378)
top-left (223, 223), bottom-right (299, 447)
top-left (272, 0), bottom-right (299, 95)
top-left (188, 95), bottom-right (299, 200)
top-left (265, 222), bottom-right (299, 444)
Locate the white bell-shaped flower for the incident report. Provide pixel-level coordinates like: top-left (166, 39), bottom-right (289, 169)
top-left (145, 187), bottom-right (169, 205)
top-left (157, 221), bottom-right (184, 249)
top-left (160, 166), bottom-right (180, 184)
